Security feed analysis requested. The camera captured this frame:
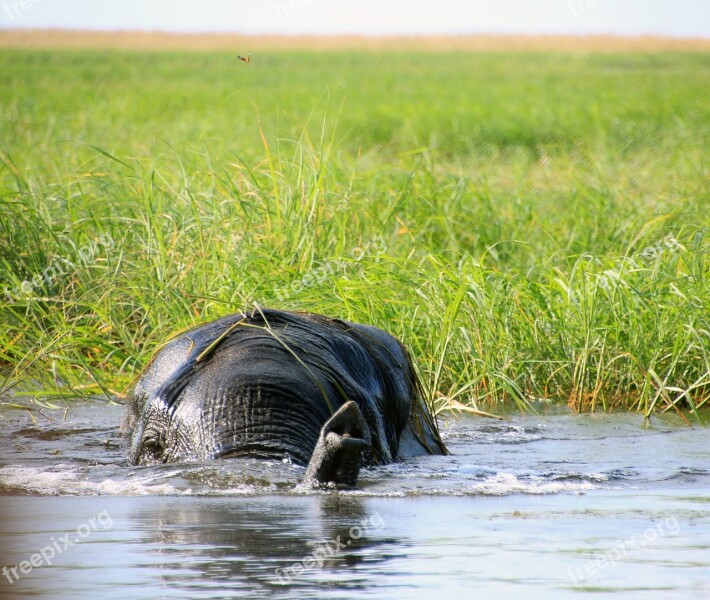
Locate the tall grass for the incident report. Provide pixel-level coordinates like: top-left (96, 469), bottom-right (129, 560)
top-left (0, 48), bottom-right (708, 417)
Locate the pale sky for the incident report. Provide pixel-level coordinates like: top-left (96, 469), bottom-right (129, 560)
top-left (1, 0), bottom-right (708, 37)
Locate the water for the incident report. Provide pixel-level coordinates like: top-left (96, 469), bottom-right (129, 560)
top-left (0, 401), bottom-right (708, 599)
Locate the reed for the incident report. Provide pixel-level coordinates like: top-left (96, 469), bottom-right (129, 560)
top-left (0, 47), bottom-right (708, 418)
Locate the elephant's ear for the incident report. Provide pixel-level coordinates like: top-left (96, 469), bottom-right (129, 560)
top-left (121, 392), bottom-right (143, 439)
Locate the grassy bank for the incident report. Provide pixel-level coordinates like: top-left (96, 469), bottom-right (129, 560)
top-left (0, 43), bottom-right (708, 416)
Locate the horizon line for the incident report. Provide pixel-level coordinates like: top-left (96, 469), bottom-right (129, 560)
top-left (1, 29), bottom-right (709, 52)
top-left (1, 26), bottom-right (710, 39)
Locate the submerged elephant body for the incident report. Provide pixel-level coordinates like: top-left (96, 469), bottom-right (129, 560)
top-left (124, 308), bottom-right (447, 485)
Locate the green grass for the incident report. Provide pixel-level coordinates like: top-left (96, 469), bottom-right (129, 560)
top-left (0, 48), bottom-right (708, 418)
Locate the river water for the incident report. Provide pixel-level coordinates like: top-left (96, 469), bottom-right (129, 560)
top-left (0, 401), bottom-right (708, 599)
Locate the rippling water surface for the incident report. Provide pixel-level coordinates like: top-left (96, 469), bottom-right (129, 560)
top-left (0, 401), bottom-right (708, 598)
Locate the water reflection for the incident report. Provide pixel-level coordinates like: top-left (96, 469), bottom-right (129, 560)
top-left (129, 495), bottom-right (399, 595)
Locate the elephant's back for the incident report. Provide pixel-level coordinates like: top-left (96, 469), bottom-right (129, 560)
top-left (124, 308), bottom-right (417, 463)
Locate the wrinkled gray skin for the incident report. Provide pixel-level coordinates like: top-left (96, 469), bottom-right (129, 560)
top-left (123, 308), bottom-right (448, 487)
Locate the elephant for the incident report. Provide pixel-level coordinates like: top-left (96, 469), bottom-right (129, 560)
top-left (123, 308), bottom-right (448, 486)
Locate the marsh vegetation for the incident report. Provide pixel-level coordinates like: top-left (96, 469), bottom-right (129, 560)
top-left (0, 38), bottom-right (708, 416)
